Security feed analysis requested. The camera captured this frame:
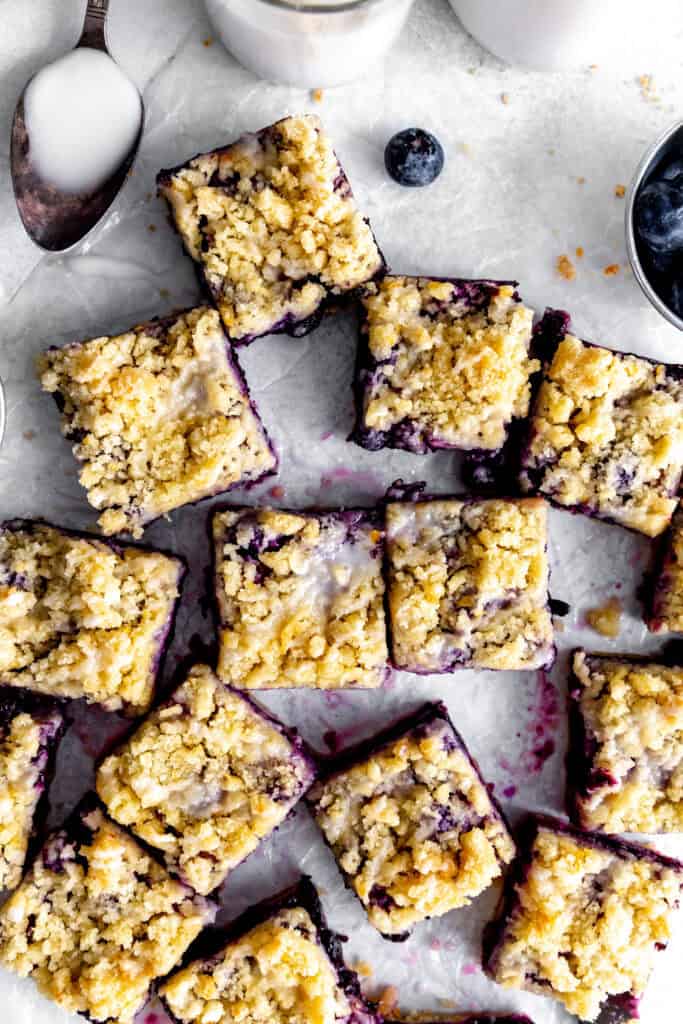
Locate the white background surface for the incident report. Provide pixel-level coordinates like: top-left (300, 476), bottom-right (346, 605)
top-left (1, 2), bottom-right (683, 1023)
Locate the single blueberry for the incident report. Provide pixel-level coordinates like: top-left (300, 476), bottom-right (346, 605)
top-left (384, 128), bottom-right (444, 187)
top-left (635, 180), bottom-right (683, 253)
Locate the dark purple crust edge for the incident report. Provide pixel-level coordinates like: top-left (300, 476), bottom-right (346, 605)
top-left (0, 518), bottom-right (186, 716)
top-left (94, 660), bottom-right (319, 894)
top-left (41, 309), bottom-right (279, 534)
top-left (641, 518), bottom-right (680, 633)
top-left (350, 278), bottom-right (524, 455)
top-left (0, 688), bottom-right (65, 890)
top-left (382, 484), bottom-right (556, 673)
top-left (156, 116), bottom-right (387, 347)
top-left (16, 793), bottom-right (217, 1024)
top-left (483, 813), bottom-right (683, 1022)
top-left (159, 875), bottom-right (379, 1024)
top-left (306, 701), bottom-right (514, 942)
top-left (210, 503), bottom-right (391, 690)
top-left (514, 309), bottom-right (683, 536)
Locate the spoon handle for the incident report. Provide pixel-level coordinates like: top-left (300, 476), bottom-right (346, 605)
top-left (78, 0), bottom-right (110, 52)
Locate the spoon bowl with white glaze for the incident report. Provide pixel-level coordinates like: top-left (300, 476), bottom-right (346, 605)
top-left (10, 0), bottom-right (144, 253)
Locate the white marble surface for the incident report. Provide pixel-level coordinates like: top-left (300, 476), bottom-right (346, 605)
top-left (1, 2), bottom-right (683, 1023)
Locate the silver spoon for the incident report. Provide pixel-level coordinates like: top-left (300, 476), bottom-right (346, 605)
top-left (10, 0), bottom-right (144, 253)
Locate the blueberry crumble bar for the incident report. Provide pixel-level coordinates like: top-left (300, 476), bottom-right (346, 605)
top-left (645, 505), bottom-right (683, 632)
top-left (212, 507), bottom-right (388, 689)
top-left (484, 815), bottom-right (683, 1022)
top-left (157, 115), bottom-right (385, 345)
top-left (519, 311), bottom-right (683, 537)
top-left (307, 702), bottom-right (515, 939)
top-left (96, 663), bottom-right (316, 895)
top-left (0, 692), bottom-right (63, 892)
top-left (38, 306), bottom-right (277, 537)
top-left (567, 649), bottom-right (683, 834)
top-left (0, 519), bottom-right (183, 715)
top-left (352, 277), bottom-right (538, 455)
top-left (0, 799), bottom-right (216, 1024)
top-left (385, 1017), bottom-right (533, 1023)
top-left (160, 876), bottom-right (379, 1024)
top-left (385, 496), bottom-right (554, 673)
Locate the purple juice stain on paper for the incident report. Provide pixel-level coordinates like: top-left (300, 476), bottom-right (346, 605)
top-left (319, 467), bottom-right (385, 494)
top-left (462, 962), bottom-right (479, 976)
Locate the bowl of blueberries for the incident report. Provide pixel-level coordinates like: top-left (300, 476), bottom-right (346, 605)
top-left (627, 119), bottom-right (683, 330)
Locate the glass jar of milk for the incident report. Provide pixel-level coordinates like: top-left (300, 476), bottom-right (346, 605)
top-left (203, 0), bottom-right (415, 87)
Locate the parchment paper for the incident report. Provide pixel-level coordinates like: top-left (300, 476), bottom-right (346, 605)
top-left (1, 2), bottom-right (683, 1022)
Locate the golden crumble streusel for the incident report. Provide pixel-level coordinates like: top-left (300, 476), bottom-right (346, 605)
top-left (520, 334), bottom-right (683, 537)
top-left (0, 520), bottom-right (182, 715)
top-left (355, 278), bottom-right (537, 453)
top-left (96, 663), bottom-right (315, 895)
top-left (213, 507), bottom-right (388, 689)
top-left (307, 706), bottom-right (515, 937)
top-left (161, 905), bottom-right (353, 1024)
top-left (0, 803), bottom-right (215, 1024)
top-left (585, 597), bottom-right (622, 638)
top-left (647, 506), bottom-right (683, 632)
top-left (38, 306), bottom-right (276, 537)
top-left (385, 498), bottom-right (553, 672)
top-left (569, 651), bottom-right (683, 833)
top-left (0, 706), bottom-right (62, 891)
top-left (486, 819), bottom-right (683, 1022)
top-left (157, 115), bottom-right (384, 344)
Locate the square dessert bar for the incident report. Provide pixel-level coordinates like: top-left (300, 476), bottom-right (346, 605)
top-left (212, 506), bottom-right (388, 689)
top-left (0, 691), bottom-right (63, 892)
top-left (645, 505), bottom-right (683, 632)
top-left (160, 876), bottom-right (379, 1024)
top-left (96, 663), bottom-right (316, 896)
top-left (567, 649), bottom-right (683, 834)
top-left (0, 519), bottom-right (183, 715)
top-left (157, 114), bottom-right (385, 345)
top-left (484, 815), bottom-right (683, 1022)
top-left (38, 306), bottom-right (277, 537)
top-left (352, 277), bottom-right (538, 454)
top-left (519, 310), bottom-right (683, 537)
top-left (385, 496), bottom-right (554, 673)
top-left (0, 799), bottom-right (216, 1024)
top-left (307, 702), bottom-right (515, 939)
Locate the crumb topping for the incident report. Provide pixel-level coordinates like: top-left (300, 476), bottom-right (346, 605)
top-left (487, 823), bottom-right (683, 1021)
top-left (571, 651), bottom-right (683, 833)
top-left (585, 597), bottom-right (622, 638)
top-left (520, 335), bottom-right (683, 536)
top-left (358, 279), bottom-right (537, 452)
top-left (0, 805), bottom-right (214, 1024)
top-left (158, 115), bottom-right (383, 343)
top-left (308, 715), bottom-right (515, 936)
top-left (161, 906), bottom-right (352, 1024)
top-left (0, 522), bottom-right (181, 715)
top-left (556, 255), bottom-right (576, 282)
top-left (96, 664), bottom-right (314, 895)
top-left (648, 506), bottom-right (683, 631)
top-left (213, 508), bottom-right (387, 689)
top-left (385, 498), bottom-right (553, 672)
top-left (0, 711), bottom-right (59, 891)
top-left (38, 307), bottom-right (276, 538)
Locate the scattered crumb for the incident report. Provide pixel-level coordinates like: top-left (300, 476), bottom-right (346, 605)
top-left (268, 485), bottom-right (285, 500)
top-left (638, 73), bottom-right (656, 100)
top-left (438, 999), bottom-right (459, 1009)
top-left (311, 88), bottom-right (324, 103)
top-left (554, 620), bottom-right (565, 633)
top-left (23, 430), bottom-right (36, 441)
top-left (557, 254), bottom-right (577, 281)
top-left (577, 176), bottom-right (586, 185)
top-left (457, 141), bottom-right (471, 156)
top-left (615, 184), bottom-right (626, 198)
top-left (575, 246), bottom-right (585, 259)
top-left (585, 597), bottom-right (622, 638)
top-left (159, 288), bottom-right (170, 299)
top-left (377, 987), bottom-right (399, 1016)
top-left (589, 64), bottom-right (599, 71)
top-left (202, 37), bottom-right (213, 47)
top-left (500, 92), bottom-right (510, 105)
top-left (353, 961), bottom-right (374, 978)
top-left (148, 224), bottom-right (157, 233)
top-left (603, 263), bottom-right (620, 276)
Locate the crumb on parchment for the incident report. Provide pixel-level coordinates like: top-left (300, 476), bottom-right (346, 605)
top-left (557, 254), bottom-right (576, 281)
top-left (353, 961), bottom-right (374, 978)
top-left (615, 184), bottom-right (626, 198)
top-left (377, 987), bottom-right (399, 1016)
top-left (585, 597), bottom-right (622, 638)
top-left (577, 176), bottom-right (586, 185)
top-left (501, 92), bottom-right (510, 105)
top-left (603, 263), bottom-right (620, 276)
top-left (575, 246), bottom-right (585, 259)
top-left (311, 88), bottom-right (324, 103)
